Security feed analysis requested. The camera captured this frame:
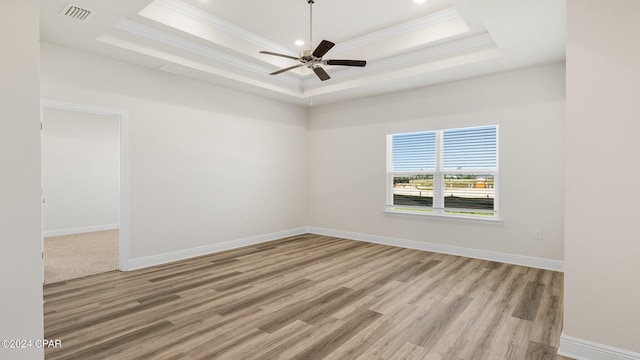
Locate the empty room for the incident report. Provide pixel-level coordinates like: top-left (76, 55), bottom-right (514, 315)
top-left (1, 1), bottom-right (639, 360)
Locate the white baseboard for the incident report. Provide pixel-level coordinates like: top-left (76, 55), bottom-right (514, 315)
top-left (127, 227), bottom-right (308, 270)
top-left (127, 225), bottom-right (563, 272)
top-left (559, 334), bottom-right (640, 360)
top-left (43, 223), bottom-right (120, 237)
top-left (307, 227), bottom-right (564, 272)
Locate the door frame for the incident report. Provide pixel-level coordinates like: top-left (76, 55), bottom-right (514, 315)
top-left (41, 99), bottom-right (130, 271)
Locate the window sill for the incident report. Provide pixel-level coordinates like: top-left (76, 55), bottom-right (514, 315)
top-left (384, 209), bottom-right (503, 225)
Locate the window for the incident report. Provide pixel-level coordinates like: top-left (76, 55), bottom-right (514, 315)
top-left (386, 125), bottom-right (499, 220)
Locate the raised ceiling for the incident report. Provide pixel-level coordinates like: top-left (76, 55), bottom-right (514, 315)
top-left (39, 0), bottom-right (566, 106)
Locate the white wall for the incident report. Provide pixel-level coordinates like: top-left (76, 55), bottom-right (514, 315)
top-left (563, 0), bottom-right (640, 355)
top-left (0, 1), bottom-right (44, 359)
top-left (308, 64), bottom-right (565, 263)
top-left (42, 108), bottom-right (120, 235)
top-left (40, 42), bottom-right (308, 262)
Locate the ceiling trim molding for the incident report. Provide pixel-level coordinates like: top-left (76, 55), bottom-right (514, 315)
top-left (302, 46), bottom-right (502, 100)
top-left (152, 0), bottom-right (297, 56)
top-left (367, 32), bottom-right (496, 71)
top-left (97, 33), bottom-right (304, 99)
top-left (302, 33), bottom-right (497, 87)
top-left (333, 7), bottom-right (462, 54)
top-left (109, 18), bottom-right (495, 92)
top-left (149, 0), bottom-right (462, 59)
top-left (113, 18), bottom-right (302, 87)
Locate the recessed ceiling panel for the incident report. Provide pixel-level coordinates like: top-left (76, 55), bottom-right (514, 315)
top-left (180, 0), bottom-right (454, 49)
top-left (136, 0), bottom-right (475, 79)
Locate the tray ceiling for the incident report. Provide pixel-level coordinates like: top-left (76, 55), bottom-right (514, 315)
top-left (39, 0), bottom-right (565, 106)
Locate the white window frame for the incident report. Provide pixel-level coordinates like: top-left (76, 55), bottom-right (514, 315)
top-left (385, 125), bottom-right (500, 222)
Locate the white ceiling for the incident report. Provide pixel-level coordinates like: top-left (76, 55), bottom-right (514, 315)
top-left (39, 0), bottom-right (566, 107)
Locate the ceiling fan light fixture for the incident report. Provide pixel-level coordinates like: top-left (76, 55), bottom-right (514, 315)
top-left (259, 0), bottom-right (367, 82)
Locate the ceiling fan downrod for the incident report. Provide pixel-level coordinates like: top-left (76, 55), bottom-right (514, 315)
top-left (259, 0), bottom-right (367, 81)
top-left (308, 0), bottom-right (314, 51)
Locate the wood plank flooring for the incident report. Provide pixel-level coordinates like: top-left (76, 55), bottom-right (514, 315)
top-left (44, 234), bottom-right (569, 360)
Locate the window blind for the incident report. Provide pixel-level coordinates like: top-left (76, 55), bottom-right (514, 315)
top-left (392, 131), bottom-right (436, 171)
top-left (443, 126), bottom-right (497, 170)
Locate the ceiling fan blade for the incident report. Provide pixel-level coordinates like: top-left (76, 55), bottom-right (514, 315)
top-left (270, 64), bottom-right (305, 75)
top-left (312, 40), bottom-right (335, 58)
top-left (325, 59), bottom-right (367, 67)
top-left (260, 51), bottom-right (300, 61)
top-left (313, 67), bottom-right (331, 81)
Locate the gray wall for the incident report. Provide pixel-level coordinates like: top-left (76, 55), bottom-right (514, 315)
top-left (308, 64), bottom-right (566, 262)
top-left (40, 42), bottom-right (308, 263)
top-left (564, 0), bottom-right (640, 354)
top-left (0, 1), bottom-right (44, 359)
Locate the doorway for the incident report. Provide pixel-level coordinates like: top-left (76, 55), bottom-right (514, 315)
top-left (41, 100), bottom-right (129, 284)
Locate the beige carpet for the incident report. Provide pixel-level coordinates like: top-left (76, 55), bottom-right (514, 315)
top-left (44, 230), bottom-right (119, 284)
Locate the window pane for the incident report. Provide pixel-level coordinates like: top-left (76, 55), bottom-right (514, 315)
top-left (392, 132), bottom-right (436, 171)
top-left (443, 174), bottom-right (495, 213)
top-left (443, 126), bottom-right (496, 170)
top-left (393, 175), bottom-right (434, 207)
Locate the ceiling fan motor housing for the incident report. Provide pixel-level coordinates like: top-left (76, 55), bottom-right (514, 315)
top-left (299, 50), bottom-right (321, 69)
top-left (301, 49), bottom-right (314, 61)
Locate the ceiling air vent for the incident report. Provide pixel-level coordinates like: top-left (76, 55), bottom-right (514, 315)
top-left (60, 3), bottom-right (93, 22)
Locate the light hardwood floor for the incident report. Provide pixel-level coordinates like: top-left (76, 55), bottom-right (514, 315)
top-left (44, 234), bottom-right (571, 359)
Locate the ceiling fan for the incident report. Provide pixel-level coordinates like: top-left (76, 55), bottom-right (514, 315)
top-left (260, 0), bottom-right (367, 81)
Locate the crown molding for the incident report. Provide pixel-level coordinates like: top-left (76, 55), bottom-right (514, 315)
top-left (152, 0), bottom-right (462, 59)
top-left (113, 18), bottom-right (302, 87)
top-left (333, 7), bottom-right (462, 54)
top-left (107, 18), bottom-right (496, 99)
top-left (301, 46), bottom-right (501, 99)
top-left (301, 32), bottom-right (496, 87)
top-left (97, 33), bottom-right (304, 100)
top-left (113, 19), bottom-right (495, 90)
top-left (153, 0), bottom-right (296, 57)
